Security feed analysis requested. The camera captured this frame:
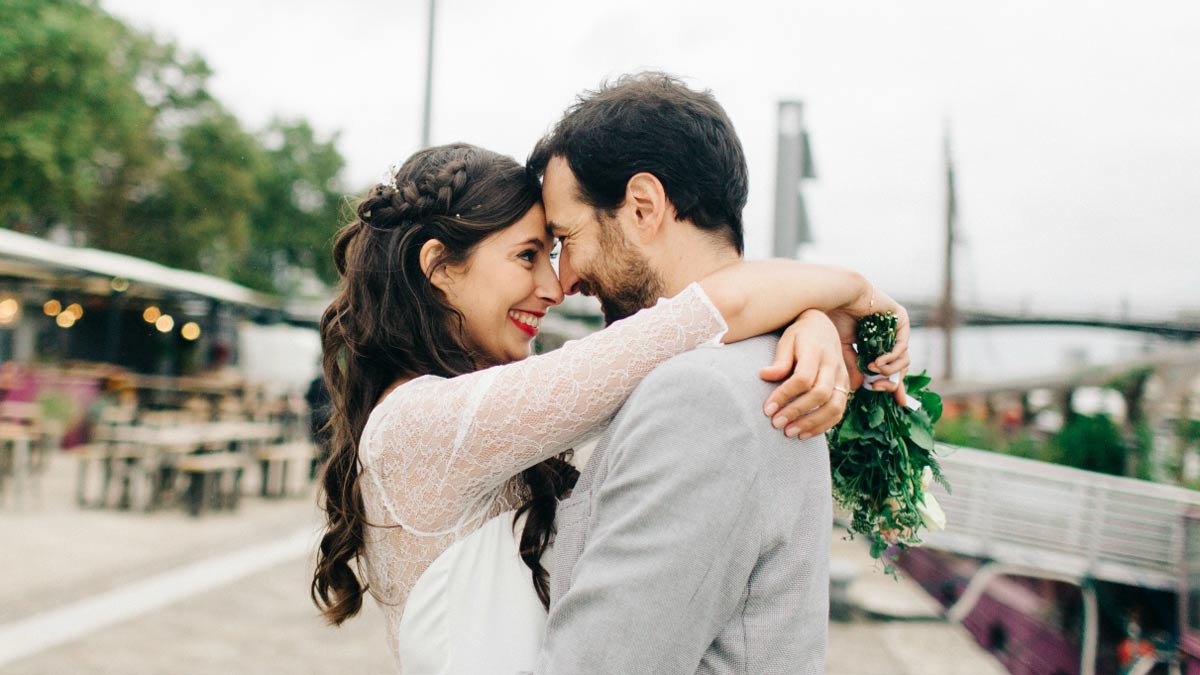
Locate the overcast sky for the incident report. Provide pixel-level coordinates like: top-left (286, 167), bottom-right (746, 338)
top-left (99, 0), bottom-right (1200, 318)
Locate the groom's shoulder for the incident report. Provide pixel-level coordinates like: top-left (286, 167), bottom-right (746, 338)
top-left (628, 334), bottom-right (782, 415)
top-left (644, 334), bottom-right (781, 392)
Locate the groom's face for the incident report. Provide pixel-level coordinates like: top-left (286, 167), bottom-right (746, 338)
top-left (541, 157), bottom-right (665, 324)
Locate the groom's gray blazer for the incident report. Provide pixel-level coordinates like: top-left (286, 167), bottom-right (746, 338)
top-left (535, 335), bottom-right (831, 675)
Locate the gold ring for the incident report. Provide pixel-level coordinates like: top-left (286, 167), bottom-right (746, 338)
top-left (833, 386), bottom-right (851, 395)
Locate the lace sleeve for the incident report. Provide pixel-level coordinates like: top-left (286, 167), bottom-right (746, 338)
top-left (361, 282), bottom-right (728, 534)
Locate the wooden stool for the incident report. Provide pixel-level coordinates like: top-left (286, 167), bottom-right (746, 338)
top-left (176, 453), bottom-right (245, 516)
top-left (256, 442), bottom-right (315, 498)
top-left (0, 424), bottom-right (37, 508)
top-left (75, 443), bottom-right (114, 508)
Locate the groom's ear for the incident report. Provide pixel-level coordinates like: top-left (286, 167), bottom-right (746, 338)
top-left (625, 172), bottom-right (668, 244)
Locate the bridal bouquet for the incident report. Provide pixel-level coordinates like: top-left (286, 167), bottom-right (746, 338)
top-left (826, 312), bottom-right (948, 574)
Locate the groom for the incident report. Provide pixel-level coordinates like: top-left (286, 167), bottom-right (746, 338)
top-left (528, 73), bottom-right (835, 674)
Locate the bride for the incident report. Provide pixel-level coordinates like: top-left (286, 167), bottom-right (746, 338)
top-left (311, 143), bottom-right (909, 672)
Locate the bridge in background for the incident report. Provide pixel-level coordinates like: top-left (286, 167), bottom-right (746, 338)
top-left (904, 301), bottom-right (1200, 340)
top-left (549, 295), bottom-right (1200, 342)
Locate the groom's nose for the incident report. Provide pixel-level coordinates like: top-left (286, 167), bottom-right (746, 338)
top-left (558, 248), bottom-right (583, 295)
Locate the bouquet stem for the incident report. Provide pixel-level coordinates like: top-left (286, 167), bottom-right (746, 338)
top-left (826, 312), bottom-right (948, 575)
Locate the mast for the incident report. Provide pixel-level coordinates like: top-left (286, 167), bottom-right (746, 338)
top-left (941, 122), bottom-right (957, 380)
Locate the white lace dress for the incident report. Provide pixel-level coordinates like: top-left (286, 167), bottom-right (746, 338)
top-left (357, 283), bottom-right (728, 674)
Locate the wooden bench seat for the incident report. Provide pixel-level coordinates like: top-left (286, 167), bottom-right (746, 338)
top-left (175, 452), bottom-right (246, 516)
top-left (75, 443), bottom-right (162, 511)
top-left (255, 442), bottom-right (315, 498)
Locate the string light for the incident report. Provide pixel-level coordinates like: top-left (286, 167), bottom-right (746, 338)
top-left (155, 314), bottom-right (174, 333)
top-left (181, 322), bottom-right (201, 341)
top-left (143, 306), bottom-right (161, 323)
top-left (56, 312), bottom-right (76, 328)
top-left (0, 298), bottom-right (19, 325)
top-left (66, 303), bottom-right (83, 319)
top-left (44, 299), bottom-right (62, 316)
top-left (110, 277), bottom-right (130, 292)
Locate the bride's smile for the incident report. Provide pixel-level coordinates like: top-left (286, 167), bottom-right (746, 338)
top-left (428, 202), bottom-right (562, 366)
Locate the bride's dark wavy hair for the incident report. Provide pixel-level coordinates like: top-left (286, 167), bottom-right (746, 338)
top-left (312, 143), bottom-right (578, 625)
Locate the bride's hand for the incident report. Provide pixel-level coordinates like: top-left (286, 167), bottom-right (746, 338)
top-left (829, 286), bottom-right (912, 405)
top-left (758, 309), bottom-right (850, 439)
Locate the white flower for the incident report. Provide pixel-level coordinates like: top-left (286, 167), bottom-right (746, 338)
top-left (917, 492), bottom-right (946, 531)
top-left (920, 466), bottom-right (933, 491)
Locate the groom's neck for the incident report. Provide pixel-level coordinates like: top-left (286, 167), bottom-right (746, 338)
top-left (653, 228), bottom-right (742, 297)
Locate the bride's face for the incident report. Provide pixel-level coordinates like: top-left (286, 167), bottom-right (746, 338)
top-left (438, 203), bottom-right (564, 365)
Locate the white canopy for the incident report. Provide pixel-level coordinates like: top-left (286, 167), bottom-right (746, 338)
top-left (0, 228), bottom-right (280, 311)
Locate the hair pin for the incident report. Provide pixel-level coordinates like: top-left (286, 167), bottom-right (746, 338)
top-left (380, 164), bottom-right (399, 190)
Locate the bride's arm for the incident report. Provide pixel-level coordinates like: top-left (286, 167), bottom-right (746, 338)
top-left (365, 283), bottom-right (727, 532)
top-left (702, 259), bottom-right (912, 427)
top-left (368, 262), bottom-right (897, 532)
top-left (700, 259), bottom-right (872, 343)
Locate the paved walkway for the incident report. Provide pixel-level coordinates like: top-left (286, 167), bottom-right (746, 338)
top-left (828, 529), bottom-right (1009, 675)
top-left (2, 452), bottom-right (1005, 673)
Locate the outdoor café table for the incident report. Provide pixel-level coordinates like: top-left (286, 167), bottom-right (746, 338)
top-left (94, 420), bottom-right (283, 510)
top-left (106, 420), bottom-right (283, 449)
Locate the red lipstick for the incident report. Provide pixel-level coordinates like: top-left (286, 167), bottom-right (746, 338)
top-left (509, 315), bottom-right (537, 336)
top-left (508, 309), bottom-right (544, 337)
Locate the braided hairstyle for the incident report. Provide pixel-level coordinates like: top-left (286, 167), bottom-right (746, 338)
top-left (312, 143), bottom-right (577, 624)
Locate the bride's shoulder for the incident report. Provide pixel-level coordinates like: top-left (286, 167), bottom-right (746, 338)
top-left (375, 374), bottom-right (443, 406)
top-left (363, 375), bottom-right (446, 439)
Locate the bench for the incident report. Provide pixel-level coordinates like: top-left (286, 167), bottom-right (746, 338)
top-left (255, 442), bottom-right (315, 498)
top-left (175, 452), bottom-right (246, 516)
top-left (75, 443), bottom-right (114, 508)
top-left (75, 442), bottom-right (162, 510)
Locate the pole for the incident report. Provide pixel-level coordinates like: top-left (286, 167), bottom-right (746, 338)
top-left (420, 0), bottom-right (436, 148)
top-left (941, 122), bottom-right (957, 380)
top-left (772, 100), bottom-right (814, 258)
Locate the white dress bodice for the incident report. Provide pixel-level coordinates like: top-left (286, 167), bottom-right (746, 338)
top-left (396, 510), bottom-right (547, 675)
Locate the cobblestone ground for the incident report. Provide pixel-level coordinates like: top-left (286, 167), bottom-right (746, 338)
top-left (2, 453), bottom-right (1005, 674)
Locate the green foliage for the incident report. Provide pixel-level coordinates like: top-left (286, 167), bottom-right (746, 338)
top-left (123, 110), bottom-right (264, 277)
top-left (827, 312), bottom-right (948, 575)
top-left (1131, 421), bottom-right (1156, 481)
top-left (36, 389), bottom-right (78, 425)
top-left (1178, 418), bottom-right (1200, 445)
top-left (1052, 413), bottom-right (1127, 476)
top-left (0, 0), bottom-right (347, 293)
top-left (935, 416), bottom-right (998, 449)
top-left (0, 0), bottom-right (163, 229)
top-left (240, 120), bottom-right (346, 291)
top-left (939, 413), bottom-right (1142, 479)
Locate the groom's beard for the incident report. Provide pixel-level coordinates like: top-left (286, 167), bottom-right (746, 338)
top-left (581, 219), bottom-right (666, 325)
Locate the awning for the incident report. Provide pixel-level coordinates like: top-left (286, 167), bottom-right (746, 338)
top-left (0, 228), bottom-right (280, 311)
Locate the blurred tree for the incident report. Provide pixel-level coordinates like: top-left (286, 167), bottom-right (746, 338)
top-left (0, 0), bottom-right (212, 237)
top-left (241, 120), bottom-right (346, 292)
top-left (0, 0), bottom-right (347, 293)
top-left (123, 109), bottom-right (264, 278)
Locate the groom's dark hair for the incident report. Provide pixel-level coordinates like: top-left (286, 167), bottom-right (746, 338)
top-left (528, 72), bottom-right (748, 254)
